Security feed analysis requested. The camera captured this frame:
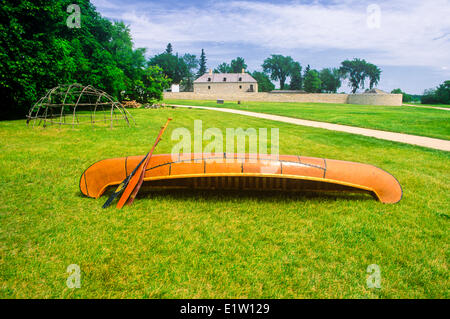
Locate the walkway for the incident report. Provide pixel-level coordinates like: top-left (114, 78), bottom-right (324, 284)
top-left (403, 103), bottom-right (450, 111)
top-left (170, 104), bottom-right (450, 152)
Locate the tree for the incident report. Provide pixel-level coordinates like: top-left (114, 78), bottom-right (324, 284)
top-left (148, 52), bottom-right (188, 84)
top-left (420, 81), bottom-right (450, 105)
top-left (367, 63), bottom-right (381, 89)
top-left (319, 68), bottom-right (341, 93)
top-left (303, 69), bottom-right (322, 93)
top-left (339, 58), bottom-right (381, 93)
top-left (303, 64), bottom-right (311, 79)
top-left (214, 63), bottom-right (231, 73)
top-left (214, 57), bottom-right (248, 74)
top-left (109, 21), bottom-right (147, 94)
top-left (289, 62), bottom-right (303, 90)
top-left (435, 80), bottom-right (450, 104)
top-left (251, 71), bottom-right (275, 92)
top-left (129, 66), bottom-right (171, 102)
top-left (0, 0), bottom-right (150, 119)
top-left (262, 55), bottom-right (294, 90)
top-left (339, 58), bottom-right (368, 93)
top-left (182, 54), bottom-right (198, 72)
top-left (165, 43), bottom-right (173, 55)
top-left (180, 53), bottom-right (198, 92)
top-left (197, 49), bottom-right (207, 77)
top-left (421, 88), bottom-right (438, 104)
top-left (391, 88), bottom-right (412, 103)
top-left (230, 57), bottom-right (247, 73)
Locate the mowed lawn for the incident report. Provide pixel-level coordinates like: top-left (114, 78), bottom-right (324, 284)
top-left (164, 99), bottom-right (450, 140)
top-left (0, 108), bottom-right (449, 299)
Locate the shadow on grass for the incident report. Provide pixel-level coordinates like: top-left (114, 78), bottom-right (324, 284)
top-left (90, 187), bottom-right (376, 204)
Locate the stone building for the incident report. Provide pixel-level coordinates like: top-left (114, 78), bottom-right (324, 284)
top-left (194, 69), bottom-right (258, 94)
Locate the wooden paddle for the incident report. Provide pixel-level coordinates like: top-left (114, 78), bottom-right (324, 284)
top-left (102, 118), bottom-right (172, 209)
top-left (102, 155), bottom-right (148, 209)
top-left (115, 118), bottom-right (172, 209)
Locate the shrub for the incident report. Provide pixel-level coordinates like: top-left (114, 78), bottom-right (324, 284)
top-left (421, 88), bottom-right (438, 104)
top-left (391, 88), bottom-right (412, 103)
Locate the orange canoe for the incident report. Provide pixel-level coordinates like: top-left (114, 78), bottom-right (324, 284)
top-left (79, 153), bottom-right (402, 204)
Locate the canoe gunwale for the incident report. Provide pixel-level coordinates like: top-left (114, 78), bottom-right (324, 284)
top-left (89, 172), bottom-right (380, 202)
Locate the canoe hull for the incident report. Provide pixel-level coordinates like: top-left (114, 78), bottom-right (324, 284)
top-left (80, 153), bottom-right (402, 204)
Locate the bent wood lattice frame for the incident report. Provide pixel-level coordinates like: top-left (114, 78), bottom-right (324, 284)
top-left (26, 83), bottom-right (135, 128)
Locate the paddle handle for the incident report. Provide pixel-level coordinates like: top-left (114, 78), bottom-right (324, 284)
top-left (125, 118), bottom-right (172, 206)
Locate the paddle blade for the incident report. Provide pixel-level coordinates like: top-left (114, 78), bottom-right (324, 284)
top-left (102, 180), bottom-right (128, 209)
top-left (116, 163), bottom-right (145, 209)
top-left (126, 167), bottom-right (145, 206)
top-left (102, 153), bottom-right (150, 209)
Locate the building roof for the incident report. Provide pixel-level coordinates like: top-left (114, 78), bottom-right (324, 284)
top-left (365, 88), bottom-right (387, 94)
top-left (194, 73), bottom-right (257, 83)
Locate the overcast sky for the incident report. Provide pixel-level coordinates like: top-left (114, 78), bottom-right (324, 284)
top-left (92, 0), bottom-right (450, 94)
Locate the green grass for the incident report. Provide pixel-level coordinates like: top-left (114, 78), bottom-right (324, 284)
top-left (0, 108), bottom-right (449, 298)
top-left (164, 99), bottom-right (450, 140)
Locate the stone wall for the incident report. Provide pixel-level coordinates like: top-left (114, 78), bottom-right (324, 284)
top-left (164, 92), bottom-right (403, 106)
top-left (347, 93), bottom-right (402, 106)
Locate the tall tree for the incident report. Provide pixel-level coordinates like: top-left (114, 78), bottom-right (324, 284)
top-left (303, 64), bottom-right (311, 79)
top-left (262, 55), bottom-right (294, 90)
top-left (251, 71), bottom-right (275, 92)
top-left (289, 62), bottom-right (303, 90)
top-left (148, 51), bottom-right (188, 84)
top-left (434, 80), bottom-right (450, 104)
top-left (230, 57), bottom-right (247, 73)
top-left (214, 62), bottom-right (231, 73)
top-left (182, 54), bottom-right (198, 72)
top-left (303, 69), bottom-right (322, 93)
top-left (319, 68), bottom-right (341, 93)
top-left (214, 57), bottom-right (248, 73)
top-left (109, 21), bottom-right (147, 90)
top-left (197, 49), bottom-right (207, 77)
top-left (165, 43), bottom-right (173, 55)
top-left (339, 58), bottom-right (381, 93)
top-left (366, 63), bottom-right (381, 89)
top-left (181, 53), bottom-right (198, 92)
top-left (339, 58), bottom-right (369, 93)
top-left (0, 0), bottom-right (153, 119)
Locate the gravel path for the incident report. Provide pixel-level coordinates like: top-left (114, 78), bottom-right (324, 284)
top-left (170, 104), bottom-right (450, 152)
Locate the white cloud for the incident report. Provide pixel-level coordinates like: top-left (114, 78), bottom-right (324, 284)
top-left (92, 0), bottom-right (450, 68)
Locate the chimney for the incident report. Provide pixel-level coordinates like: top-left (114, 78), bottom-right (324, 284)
top-left (242, 68), bottom-right (245, 74)
top-left (209, 69), bottom-right (212, 75)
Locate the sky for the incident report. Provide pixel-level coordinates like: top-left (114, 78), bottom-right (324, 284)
top-left (91, 0), bottom-right (450, 94)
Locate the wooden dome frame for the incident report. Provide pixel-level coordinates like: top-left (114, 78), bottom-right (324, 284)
top-left (26, 84), bottom-right (135, 128)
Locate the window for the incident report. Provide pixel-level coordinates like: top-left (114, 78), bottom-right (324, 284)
top-left (207, 77), bottom-right (211, 82)
top-left (208, 85), bottom-right (211, 89)
top-left (223, 77), bottom-right (226, 82)
top-left (239, 77), bottom-right (242, 81)
top-left (239, 85), bottom-right (242, 89)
